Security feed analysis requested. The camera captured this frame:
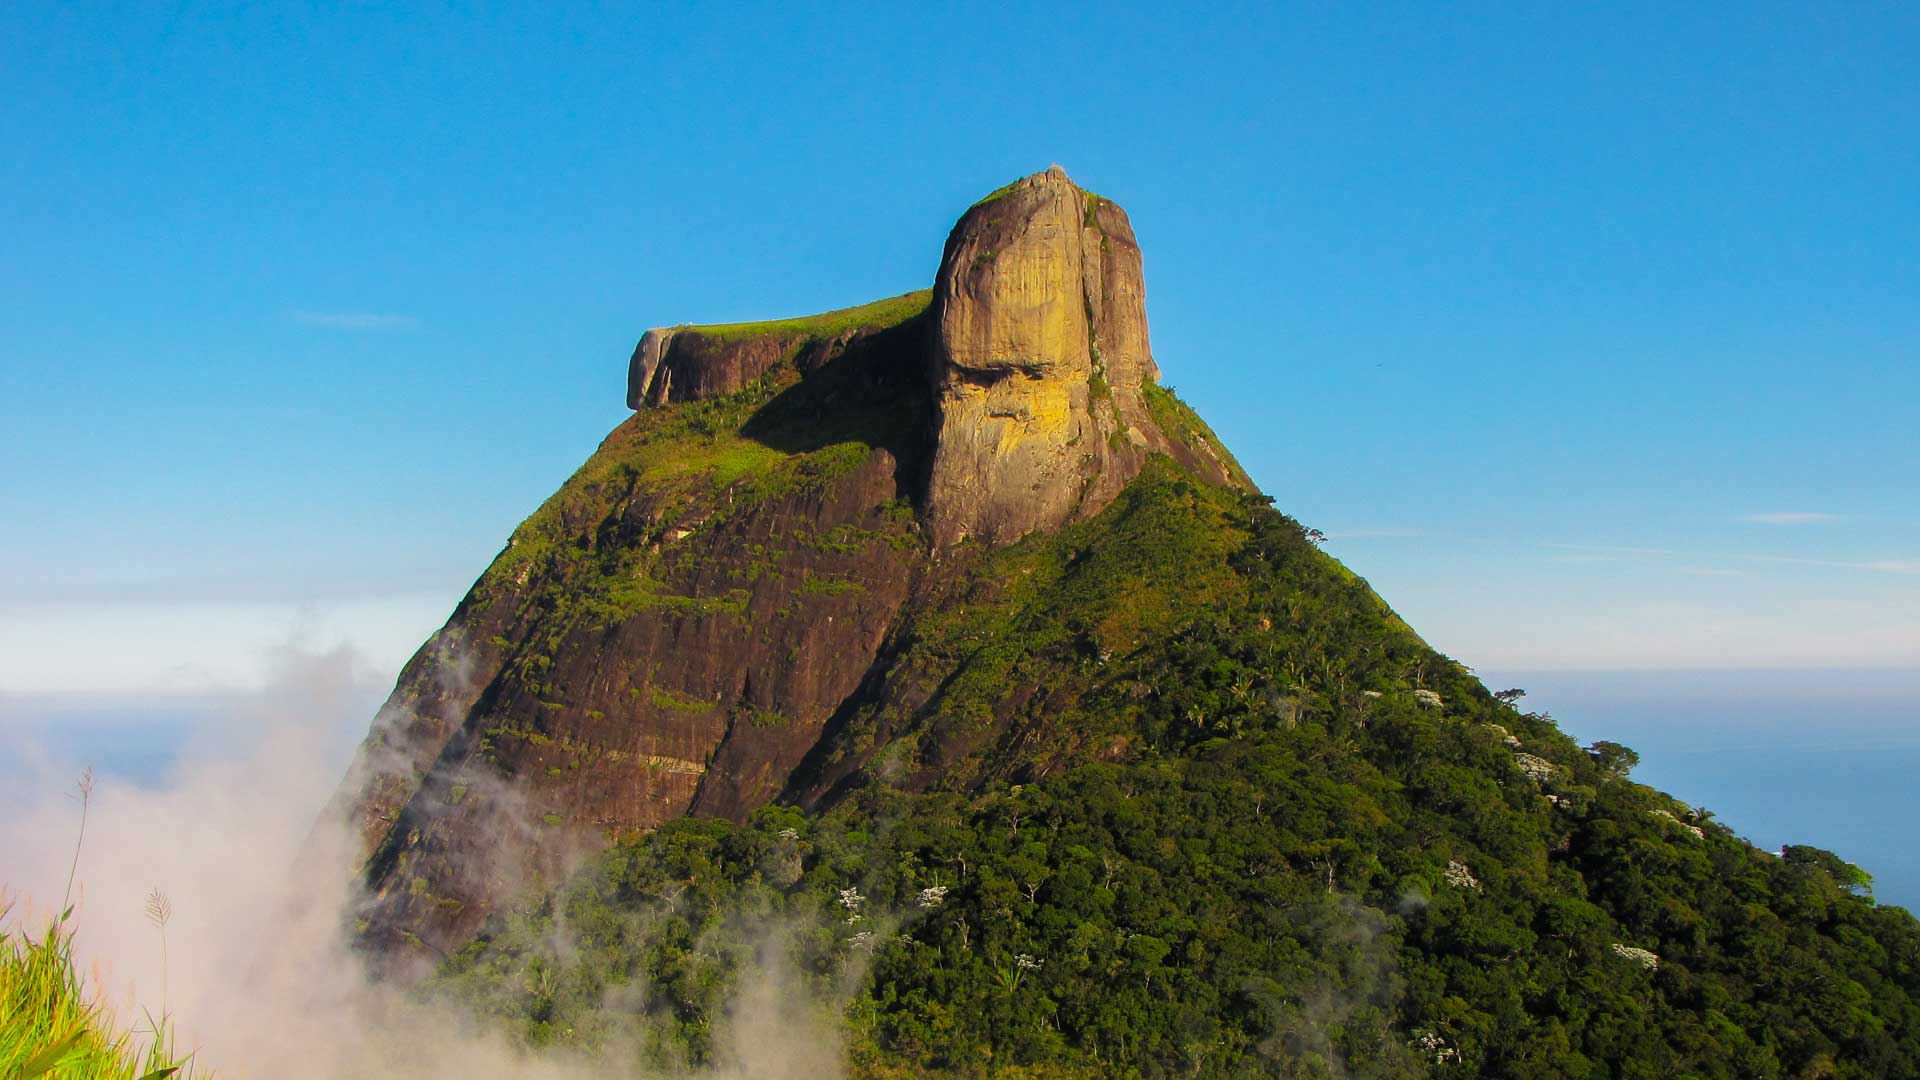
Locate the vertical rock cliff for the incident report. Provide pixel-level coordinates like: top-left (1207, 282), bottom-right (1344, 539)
top-left (924, 165), bottom-right (1236, 548)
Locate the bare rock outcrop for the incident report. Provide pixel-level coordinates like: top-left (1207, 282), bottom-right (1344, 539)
top-left (628, 291), bottom-right (935, 408)
top-left (925, 165), bottom-right (1210, 548)
top-left (627, 326), bottom-right (798, 407)
top-left (625, 170), bottom-right (1241, 549)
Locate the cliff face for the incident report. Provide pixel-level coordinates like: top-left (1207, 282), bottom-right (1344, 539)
top-left (925, 165), bottom-right (1235, 548)
top-left (338, 312), bottom-right (932, 961)
top-left (626, 291), bottom-right (935, 409)
top-left (336, 169), bottom-right (1253, 963)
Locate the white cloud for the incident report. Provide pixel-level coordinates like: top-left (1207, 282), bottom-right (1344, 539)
top-left (1742, 512), bottom-right (1841, 525)
top-left (291, 310), bottom-right (420, 331)
top-left (0, 595), bottom-right (451, 694)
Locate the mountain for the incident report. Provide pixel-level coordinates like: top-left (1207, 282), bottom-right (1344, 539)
top-left (332, 169), bottom-right (1920, 1077)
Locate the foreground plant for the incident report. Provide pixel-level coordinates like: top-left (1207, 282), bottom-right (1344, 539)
top-left (0, 904), bottom-right (194, 1079)
top-left (1, 768), bottom-right (200, 1079)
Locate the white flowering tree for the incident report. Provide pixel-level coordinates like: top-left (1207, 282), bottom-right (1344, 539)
top-left (839, 886), bottom-right (866, 925)
top-left (1611, 943), bottom-right (1660, 970)
top-left (1445, 860), bottom-right (1481, 891)
top-left (1513, 753), bottom-right (1559, 785)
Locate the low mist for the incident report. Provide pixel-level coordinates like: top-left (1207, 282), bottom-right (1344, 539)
top-left (1, 641), bottom-right (851, 1079)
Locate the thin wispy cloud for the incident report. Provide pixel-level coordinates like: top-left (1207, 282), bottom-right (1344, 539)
top-left (1742, 511), bottom-right (1841, 525)
top-left (292, 310), bottom-right (420, 331)
top-left (1543, 542), bottom-right (1919, 577)
top-left (1865, 560), bottom-right (1920, 575)
top-left (1747, 555), bottom-right (1920, 575)
top-left (1544, 542), bottom-right (1674, 558)
top-left (1325, 527), bottom-right (1425, 539)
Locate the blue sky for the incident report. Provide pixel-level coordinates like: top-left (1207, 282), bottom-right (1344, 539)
top-left (2, 2), bottom-right (1916, 693)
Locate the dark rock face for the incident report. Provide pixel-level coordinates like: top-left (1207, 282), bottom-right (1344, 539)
top-left (628, 291), bottom-right (937, 409)
top-left (628, 327), bottom-right (798, 407)
top-left (338, 172), bottom-right (1254, 964)
top-left (342, 317), bottom-right (934, 962)
top-left (352, 451), bottom-right (921, 957)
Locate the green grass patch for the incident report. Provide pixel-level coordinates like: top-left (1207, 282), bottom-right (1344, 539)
top-left (631, 437), bottom-right (786, 489)
top-left (649, 686), bottom-right (717, 713)
top-left (970, 178), bottom-right (1023, 208)
top-left (735, 704), bottom-right (792, 730)
top-left (676, 290), bottom-right (931, 344)
top-left (803, 574), bottom-right (866, 596)
top-left (591, 576), bottom-right (751, 622)
top-left (1142, 382), bottom-right (1254, 487)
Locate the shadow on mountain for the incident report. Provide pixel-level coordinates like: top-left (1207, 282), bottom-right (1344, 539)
top-left (738, 312), bottom-right (936, 502)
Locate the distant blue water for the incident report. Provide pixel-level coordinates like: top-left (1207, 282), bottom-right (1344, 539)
top-left (1631, 745), bottom-right (1920, 903)
top-left (5, 671), bottom-right (1916, 911)
top-left (1485, 669), bottom-right (1920, 912)
top-left (0, 696), bottom-right (223, 791)
top-left (0, 690), bottom-right (371, 804)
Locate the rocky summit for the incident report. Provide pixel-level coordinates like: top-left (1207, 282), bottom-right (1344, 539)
top-left (925, 164), bottom-right (1238, 547)
top-left (328, 169), bottom-right (1920, 1079)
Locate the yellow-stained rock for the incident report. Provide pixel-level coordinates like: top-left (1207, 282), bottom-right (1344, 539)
top-left (925, 165), bottom-right (1211, 548)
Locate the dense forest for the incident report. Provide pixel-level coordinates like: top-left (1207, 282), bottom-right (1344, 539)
top-left (422, 461), bottom-right (1920, 1078)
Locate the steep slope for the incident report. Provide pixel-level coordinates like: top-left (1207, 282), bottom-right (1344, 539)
top-left (427, 479), bottom-right (1920, 1079)
top-left (335, 169), bottom-right (1920, 1079)
top-left (337, 296), bottom-right (938, 957)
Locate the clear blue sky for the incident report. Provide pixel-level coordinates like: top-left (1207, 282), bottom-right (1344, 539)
top-left (2, 2), bottom-right (1916, 693)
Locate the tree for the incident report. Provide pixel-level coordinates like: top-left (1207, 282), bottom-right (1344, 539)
top-left (1586, 740), bottom-right (1640, 778)
top-left (1782, 844), bottom-right (1874, 898)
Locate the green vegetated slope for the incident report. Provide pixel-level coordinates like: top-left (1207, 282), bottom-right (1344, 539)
top-left (476, 293), bottom-right (936, 623)
top-left (475, 370), bottom-right (891, 631)
top-left (421, 440), bottom-right (1920, 1078)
